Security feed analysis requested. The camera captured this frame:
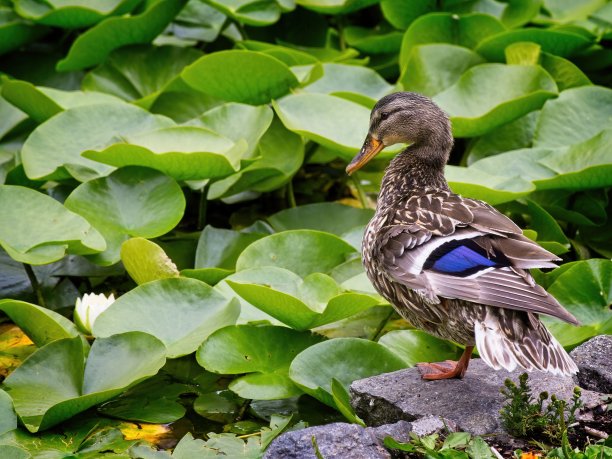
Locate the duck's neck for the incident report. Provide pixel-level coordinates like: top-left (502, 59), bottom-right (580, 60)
top-left (378, 143), bottom-right (451, 206)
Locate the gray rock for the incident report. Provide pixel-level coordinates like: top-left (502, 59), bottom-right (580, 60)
top-left (570, 335), bottom-right (612, 394)
top-left (263, 422), bottom-right (391, 459)
top-left (350, 359), bottom-right (604, 436)
top-left (367, 420), bottom-right (413, 444)
top-left (410, 415), bottom-right (458, 437)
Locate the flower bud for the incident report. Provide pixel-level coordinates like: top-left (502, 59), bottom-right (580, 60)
top-left (74, 292), bottom-right (115, 334)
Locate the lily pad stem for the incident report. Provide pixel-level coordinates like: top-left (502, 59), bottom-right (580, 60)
top-left (234, 399), bottom-right (251, 422)
top-left (351, 173), bottom-right (369, 209)
top-left (371, 307), bottom-right (394, 342)
top-left (287, 180), bottom-right (297, 208)
top-left (198, 184), bottom-right (210, 230)
top-left (23, 263), bottom-right (45, 308)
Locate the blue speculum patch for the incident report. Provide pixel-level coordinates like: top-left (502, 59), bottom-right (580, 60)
top-left (431, 244), bottom-right (498, 274)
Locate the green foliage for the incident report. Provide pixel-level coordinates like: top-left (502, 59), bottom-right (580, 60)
top-left (500, 373), bottom-right (583, 445)
top-left (0, 0), bottom-right (610, 455)
top-left (385, 431), bottom-right (496, 458)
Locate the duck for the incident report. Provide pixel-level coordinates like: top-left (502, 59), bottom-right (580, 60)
top-left (346, 92), bottom-right (579, 380)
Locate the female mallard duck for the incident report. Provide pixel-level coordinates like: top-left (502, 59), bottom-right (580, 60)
top-left (347, 92), bottom-right (579, 380)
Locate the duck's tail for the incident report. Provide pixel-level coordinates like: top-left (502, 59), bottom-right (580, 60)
top-left (474, 308), bottom-right (578, 376)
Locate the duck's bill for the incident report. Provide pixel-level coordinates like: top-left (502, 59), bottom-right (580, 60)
top-left (346, 135), bottom-right (384, 175)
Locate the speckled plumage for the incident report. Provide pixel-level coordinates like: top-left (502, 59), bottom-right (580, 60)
top-left (351, 92), bottom-right (578, 376)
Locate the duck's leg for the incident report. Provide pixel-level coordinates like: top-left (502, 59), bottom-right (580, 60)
top-left (416, 346), bottom-right (474, 380)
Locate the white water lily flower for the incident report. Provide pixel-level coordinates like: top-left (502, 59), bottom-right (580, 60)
top-left (74, 292), bottom-right (115, 334)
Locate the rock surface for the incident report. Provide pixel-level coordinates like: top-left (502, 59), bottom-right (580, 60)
top-left (571, 334), bottom-right (612, 394)
top-left (350, 359), bottom-right (604, 435)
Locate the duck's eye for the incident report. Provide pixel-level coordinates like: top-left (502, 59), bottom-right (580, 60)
top-left (380, 112), bottom-right (389, 120)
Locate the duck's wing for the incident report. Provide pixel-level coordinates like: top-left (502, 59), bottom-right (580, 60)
top-left (375, 190), bottom-right (579, 325)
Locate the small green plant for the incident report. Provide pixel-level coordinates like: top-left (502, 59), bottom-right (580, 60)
top-left (384, 431), bottom-right (495, 458)
top-left (500, 373), bottom-right (583, 446)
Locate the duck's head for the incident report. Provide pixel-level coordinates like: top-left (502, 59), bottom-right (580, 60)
top-left (346, 92), bottom-right (452, 175)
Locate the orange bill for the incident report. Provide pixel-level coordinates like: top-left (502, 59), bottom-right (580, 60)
top-left (346, 134), bottom-right (385, 175)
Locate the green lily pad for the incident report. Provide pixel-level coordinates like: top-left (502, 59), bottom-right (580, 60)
top-left (236, 229), bottom-right (357, 276)
top-left (399, 44), bottom-right (485, 97)
top-left (267, 202), bottom-right (373, 236)
top-left (238, 40), bottom-right (320, 66)
top-left (0, 185), bottom-right (105, 265)
top-left (93, 277), bottom-right (240, 357)
top-left (207, 116), bottom-right (304, 199)
top-left (56, 0), bottom-right (186, 71)
top-left (380, 0), bottom-right (436, 30)
top-left (82, 44), bottom-right (203, 108)
top-left (1, 79), bottom-right (123, 123)
top-left (191, 102), bottom-right (274, 158)
top-left (64, 167), bottom-right (185, 265)
top-left (446, 165), bottom-right (535, 205)
top-left (295, 0), bottom-right (378, 14)
top-left (21, 102), bottom-right (174, 181)
top-left (399, 13), bottom-right (506, 69)
top-left (0, 300), bottom-right (81, 347)
top-left (0, 445), bottom-right (29, 459)
top-left (273, 93), bottom-right (382, 158)
top-left (543, 259), bottom-right (612, 346)
top-left (121, 238), bottom-right (180, 285)
top-left (343, 26), bottom-right (403, 54)
top-left (197, 325), bottom-right (324, 399)
top-left (0, 389), bottom-right (17, 436)
top-left (166, 1), bottom-right (226, 43)
top-left (301, 63), bottom-right (392, 101)
top-left (378, 330), bottom-right (463, 366)
top-left (465, 110), bottom-right (539, 164)
top-left (533, 86), bottom-right (612, 148)
top-left (0, 90), bottom-right (28, 140)
top-left (433, 63), bottom-right (557, 137)
top-left (182, 226), bottom-right (264, 285)
top-left (204, 0), bottom-right (283, 26)
top-left (13, 0), bottom-right (141, 28)
top-left (3, 332), bottom-right (166, 432)
top-left (476, 28), bottom-right (592, 62)
top-left (97, 374), bottom-right (191, 423)
top-left (83, 126), bottom-right (246, 182)
top-left (289, 337), bottom-right (406, 408)
top-left (227, 267), bottom-right (381, 330)
top-left (182, 50), bottom-right (299, 105)
top-left (0, 7), bottom-right (47, 56)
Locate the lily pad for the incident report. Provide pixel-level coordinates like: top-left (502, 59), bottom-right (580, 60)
top-left (0, 185), bottom-right (105, 265)
top-left (543, 259), bottom-right (612, 346)
top-left (64, 167), bottom-right (185, 265)
top-left (83, 126), bottom-right (247, 182)
top-left (82, 44), bottom-right (203, 108)
top-left (13, 0), bottom-right (141, 28)
top-left (378, 330), bottom-right (462, 366)
top-left (93, 277), bottom-right (240, 357)
top-left (3, 333), bottom-right (166, 432)
top-left (121, 238), bottom-right (180, 285)
top-left (0, 300), bottom-right (81, 347)
top-left (300, 63), bottom-right (392, 102)
top-left (21, 102), bottom-right (174, 182)
top-left (182, 50), bottom-right (299, 105)
top-left (204, 0), bottom-right (283, 26)
top-left (191, 103), bottom-right (274, 158)
top-left (399, 44), bottom-right (485, 97)
top-left (0, 7), bottom-right (47, 56)
top-left (343, 27), bottom-right (403, 54)
top-left (207, 117), bottom-right (304, 199)
top-left (227, 267), bottom-right (381, 330)
top-left (380, 0), bottom-right (436, 30)
top-left (533, 86), bottom-right (612, 148)
top-left (399, 13), bottom-right (506, 69)
top-left (236, 229), bottom-right (357, 276)
top-left (0, 389), bottom-right (16, 436)
top-left (289, 338), bottom-right (406, 408)
top-left (274, 93), bottom-right (384, 158)
top-left (433, 63), bottom-right (557, 137)
top-left (267, 202), bottom-right (373, 236)
top-left (476, 28), bottom-right (592, 62)
top-left (1, 80), bottom-right (123, 123)
top-left (56, 0), bottom-right (186, 71)
top-left (197, 325), bottom-right (324, 399)
top-left (295, 0), bottom-right (378, 14)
